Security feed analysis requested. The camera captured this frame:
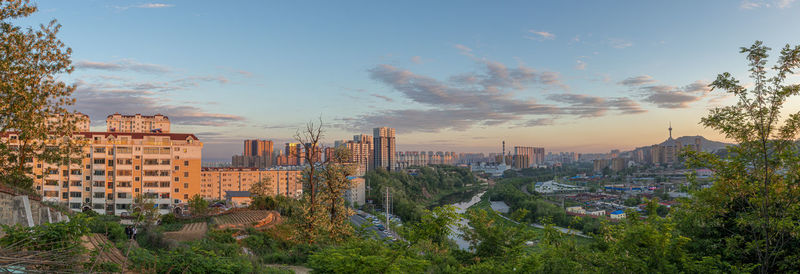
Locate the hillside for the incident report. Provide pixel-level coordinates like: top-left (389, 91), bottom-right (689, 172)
top-left (661, 135), bottom-right (732, 152)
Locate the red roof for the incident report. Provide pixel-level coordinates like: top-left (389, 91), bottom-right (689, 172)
top-left (1, 131), bottom-right (198, 141)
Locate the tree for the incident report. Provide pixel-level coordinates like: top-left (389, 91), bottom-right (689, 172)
top-left (294, 119), bottom-right (325, 243)
top-left (0, 0), bottom-right (80, 189)
top-left (317, 146), bottom-right (356, 240)
top-left (249, 177), bottom-right (273, 197)
top-left (188, 194), bottom-right (209, 217)
top-left (681, 41), bottom-right (800, 272)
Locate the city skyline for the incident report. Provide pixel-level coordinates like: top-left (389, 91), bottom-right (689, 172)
top-left (16, 0), bottom-right (800, 159)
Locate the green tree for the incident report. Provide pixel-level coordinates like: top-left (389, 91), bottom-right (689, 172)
top-left (681, 41), bottom-right (800, 272)
top-left (188, 194), bottom-right (209, 217)
top-left (0, 0), bottom-right (80, 189)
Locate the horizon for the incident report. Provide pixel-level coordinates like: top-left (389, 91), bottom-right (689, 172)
top-left (14, 0), bottom-right (800, 160)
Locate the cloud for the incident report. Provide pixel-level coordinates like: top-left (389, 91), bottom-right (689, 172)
top-left (575, 60), bottom-right (586, 70)
top-left (371, 93), bottom-right (394, 102)
top-left (72, 79), bottom-right (245, 127)
top-left (618, 75), bottom-right (656, 86)
top-left (608, 38), bottom-right (633, 49)
top-left (635, 80), bottom-right (712, 108)
top-left (116, 3), bottom-right (175, 10)
top-left (75, 60), bottom-right (170, 73)
top-left (526, 30), bottom-right (555, 41)
top-left (454, 44), bottom-right (473, 57)
top-left (411, 56), bottom-right (423, 64)
top-left (342, 60), bottom-right (645, 133)
top-left (740, 0), bottom-right (795, 9)
top-left (546, 93), bottom-right (646, 117)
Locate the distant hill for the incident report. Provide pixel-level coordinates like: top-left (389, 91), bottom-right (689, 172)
top-left (659, 135), bottom-right (732, 152)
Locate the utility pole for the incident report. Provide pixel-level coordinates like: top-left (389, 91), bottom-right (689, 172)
top-left (385, 187), bottom-right (390, 233)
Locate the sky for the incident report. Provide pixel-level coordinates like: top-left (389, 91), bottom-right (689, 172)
top-left (14, 0), bottom-right (800, 160)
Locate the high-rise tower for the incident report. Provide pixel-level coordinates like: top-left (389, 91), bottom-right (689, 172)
top-left (373, 127), bottom-right (396, 171)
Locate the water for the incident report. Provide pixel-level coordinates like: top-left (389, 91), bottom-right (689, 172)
top-left (447, 191), bottom-right (485, 250)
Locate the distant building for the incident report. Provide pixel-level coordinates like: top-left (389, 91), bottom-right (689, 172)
top-left (106, 113), bottom-right (170, 133)
top-left (610, 158), bottom-right (627, 172)
top-left (200, 167), bottom-right (302, 200)
top-left (225, 191), bottom-right (252, 208)
top-left (373, 127), bottom-right (396, 171)
top-left (513, 146), bottom-right (545, 168)
top-left (593, 159), bottom-right (610, 173)
top-left (610, 210), bottom-right (626, 220)
top-left (651, 123), bottom-right (702, 165)
top-left (345, 176), bottom-right (366, 206)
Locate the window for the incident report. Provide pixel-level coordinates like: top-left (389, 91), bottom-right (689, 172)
top-left (143, 147), bottom-right (159, 154)
top-left (143, 159), bottom-right (158, 165)
top-left (116, 147), bottom-right (132, 154)
top-left (160, 181), bottom-right (170, 188)
top-left (43, 191), bottom-right (58, 197)
top-left (183, 194), bottom-right (188, 199)
top-left (184, 183), bottom-right (188, 188)
top-left (116, 158), bottom-right (132, 165)
top-left (107, 193), bottom-right (113, 200)
top-left (144, 193), bottom-right (158, 199)
top-left (117, 192), bottom-right (130, 199)
top-left (144, 182), bottom-right (158, 187)
top-left (70, 181), bottom-right (81, 187)
top-left (184, 160), bottom-right (189, 166)
top-left (93, 181), bottom-right (104, 187)
top-left (62, 181), bottom-right (68, 188)
top-left (93, 170), bottom-right (105, 176)
top-left (184, 172), bottom-right (189, 178)
top-left (116, 204), bottom-right (131, 210)
top-left (93, 192), bottom-right (105, 198)
top-left (135, 177), bottom-right (140, 182)
top-left (69, 192), bottom-right (81, 198)
top-left (62, 192), bottom-right (68, 199)
top-left (135, 165), bottom-right (140, 170)
top-left (94, 147), bottom-right (105, 153)
top-left (174, 177), bottom-right (179, 182)
top-left (117, 181), bottom-right (131, 187)
top-left (174, 166), bottom-right (179, 171)
top-left (159, 171), bottom-right (169, 176)
top-left (160, 193), bottom-right (170, 199)
top-left (93, 158), bottom-right (105, 164)
top-left (107, 182), bottom-right (113, 189)
top-left (70, 169), bottom-right (81, 175)
top-left (93, 204), bottom-right (104, 209)
top-left (117, 170), bottom-right (132, 176)
top-left (160, 159), bottom-right (170, 165)
top-left (144, 170), bottom-right (159, 176)
top-left (174, 188), bottom-right (179, 193)
top-left (62, 170), bottom-right (68, 176)
top-left (45, 180), bottom-right (58, 186)
top-left (70, 203), bottom-right (81, 209)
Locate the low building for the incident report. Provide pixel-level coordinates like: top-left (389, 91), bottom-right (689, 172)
top-left (566, 206), bottom-right (586, 215)
top-left (225, 191), bottom-right (252, 208)
top-left (587, 210), bottom-right (606, 217)
top-left (609, 210), bottom-right (626, 220)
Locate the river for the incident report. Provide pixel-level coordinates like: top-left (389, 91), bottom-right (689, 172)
top-left (447, 190), bottom-right (485, 250)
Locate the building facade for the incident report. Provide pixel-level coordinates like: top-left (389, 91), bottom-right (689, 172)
top-left (106, 113), bottom-right (171, 133)
top-left (373, 127), bottom-right (396, 171)
top-left (2, 130), bottom-right (203, 216)
top-left (199, 167), bottom-right (302, 200)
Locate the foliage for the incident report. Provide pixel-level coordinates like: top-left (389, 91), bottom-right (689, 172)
top-left (680, 41), bottom-right (800, 273)
top-left (188, 194), bottom-right (209, 217)
top-left (86, 213), bottom-right (126, 244)
top-left (0, 214), bottom-right (89, 252)
top-left (404, 205), bottom-right (460, 247)
top-left (364, 165), bottom-right (480, 222)
top-left (308, 239), bottom-right (430, 273)
top-left (0, 0), bottom-right (82, 189)
top-left (132, 194), bottom-right (160, 226)
top-left (128, 238), bottom-right (254, 273)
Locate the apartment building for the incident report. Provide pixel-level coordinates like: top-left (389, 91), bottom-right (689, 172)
top-left (1, 131), bottom-right (203, 216)
top-left (106, 113), bottom-right (171, 133)
top-left (199, 167), bottom-right (303, 200)
top-left (373, 127), bottom-right (396, 171)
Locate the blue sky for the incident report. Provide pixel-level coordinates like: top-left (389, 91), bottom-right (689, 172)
top-left (17, 0), bottom-right (800, 160)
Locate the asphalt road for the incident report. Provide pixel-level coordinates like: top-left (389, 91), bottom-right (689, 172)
top-left (350, 214), bottom-right (396, 240)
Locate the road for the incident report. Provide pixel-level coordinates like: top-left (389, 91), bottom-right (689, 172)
top-left (350, 214), bottom-right (396, 240)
